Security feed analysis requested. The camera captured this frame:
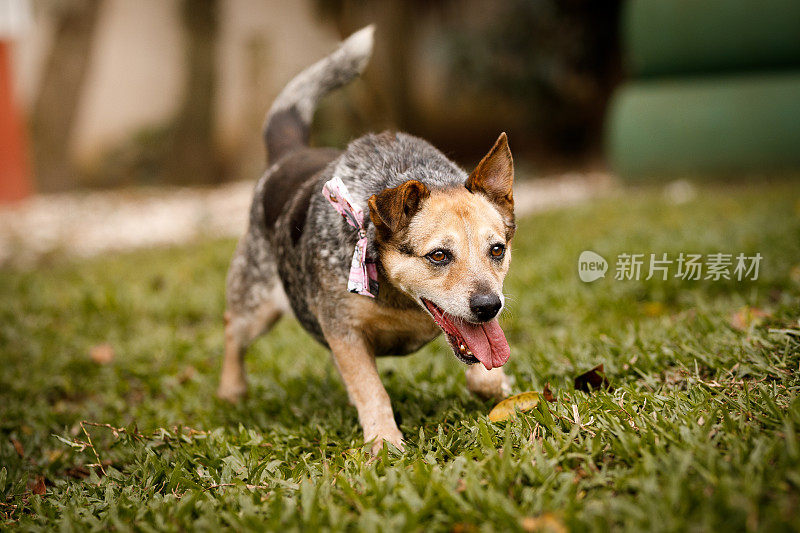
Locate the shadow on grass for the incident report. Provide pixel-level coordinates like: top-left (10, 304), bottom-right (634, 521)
top-left (208, 366), bottom-right (489, 438)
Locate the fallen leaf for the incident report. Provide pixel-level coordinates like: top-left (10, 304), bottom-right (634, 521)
top-left (64, 466), bottom-right (90, 479)
top-left (11, 438), bottom-right (24, 458)
top-left (542, 384), bottom-right (557, 403)
top-left (521, 512), bottom-right (567, 533)
top-left (178, 365), bottom-right (196, 384)
top-left (488, 392), bottom-right (541, 422)
top-left (642, 301), bottom-right (665, 317)
top-left (47, 449), bottom-right (63, 464)
top-left (574, 364), bottom-right (613, 392)
top-left (149, 275), bottom-right (165, 291)
top-left (790, 264), bottom-right (800, 284)
top-left (730, 307), bottom-right (770, 331)
top-left (30, 475), bottom-right (46, 496)
top-left (90, 343), bottom-right (115, 364)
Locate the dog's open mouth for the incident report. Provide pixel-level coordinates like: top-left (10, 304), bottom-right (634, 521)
top-left (421, 299), bottom-right (510, 370)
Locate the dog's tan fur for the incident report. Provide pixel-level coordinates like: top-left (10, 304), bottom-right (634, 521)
top-left (379, 188), bottom-right (512, 321)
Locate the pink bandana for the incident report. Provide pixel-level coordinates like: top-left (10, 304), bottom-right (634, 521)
top-left (322, 176), bottom-right (379, 298)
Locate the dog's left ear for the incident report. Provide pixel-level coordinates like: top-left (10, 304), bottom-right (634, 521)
top-left (466, 132), bottom-right (515, 231)
top-left (369, 180), bottom-right (431, 237)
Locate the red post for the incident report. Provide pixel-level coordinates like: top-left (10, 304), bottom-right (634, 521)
top-left (0, 40), bottom-right (32, 203)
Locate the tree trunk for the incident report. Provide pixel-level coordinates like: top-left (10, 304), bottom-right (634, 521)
top-left (30, 0), bottom-right (102, 192)
top-left (380, 0), bottom-right (416, 131)
top-left (166, 0), bottom-right (221, 184)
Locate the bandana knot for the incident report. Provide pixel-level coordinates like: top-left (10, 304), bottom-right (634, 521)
top-left (322, 176), bottom-right (379, 297)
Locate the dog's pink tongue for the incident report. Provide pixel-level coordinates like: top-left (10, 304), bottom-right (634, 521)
top-left (457, 318), bottom-right (510, 370)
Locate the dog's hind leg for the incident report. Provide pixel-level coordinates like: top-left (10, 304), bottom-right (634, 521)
top-left (218, 293), bottom-right (283, 402)
top-left (218, 246), bottom-right (287, 402)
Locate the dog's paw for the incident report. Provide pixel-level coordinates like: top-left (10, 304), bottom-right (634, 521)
top-left (466, 365), bottom-right (511, 401)
top-left (216, 381), bottom-right (247, 403)
top-left (367, 427), bottom-right (405, 456)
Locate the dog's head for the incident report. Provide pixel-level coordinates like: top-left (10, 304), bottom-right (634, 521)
top-left (368, 133), bottom-right (515, 370)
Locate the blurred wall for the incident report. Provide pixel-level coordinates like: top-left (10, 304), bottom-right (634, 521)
top-left (12, 0), bottom-right (339, 173)
top-left (10, 0), bottom-right (623, 189)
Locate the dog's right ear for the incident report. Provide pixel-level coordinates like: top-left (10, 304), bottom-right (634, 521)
top-left (466, 132), bottom-right (514, 231)
top-left (368, 180), bottom-right (430, 236)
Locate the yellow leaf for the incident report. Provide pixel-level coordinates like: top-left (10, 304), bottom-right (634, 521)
top-left (488, 392), bottom-right (540, 422)
top-left (642, 301), bottom-right (665, 317)
top-left (47, 449), bottom-right (64, 464)
top-left (521, 513), bottom-right (567, 533)
top-left (730, 306), bottom-right (770, 331)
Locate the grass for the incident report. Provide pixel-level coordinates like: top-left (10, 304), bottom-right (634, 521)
top-left (1, 180), bottom-right (800, 531)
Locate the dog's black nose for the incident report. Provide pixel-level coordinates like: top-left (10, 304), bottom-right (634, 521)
top-left (469, 292), bottom-right (502, 321)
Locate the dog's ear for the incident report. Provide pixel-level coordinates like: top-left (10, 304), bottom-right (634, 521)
top-left (466, 132), bottom-right (515, 229)
top-left (368, 180), bottom-right (430, 236)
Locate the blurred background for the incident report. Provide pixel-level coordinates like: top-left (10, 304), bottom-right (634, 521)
top-left (0, 0), bottom-right (799, 259)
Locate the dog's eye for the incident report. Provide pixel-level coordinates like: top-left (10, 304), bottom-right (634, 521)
top-left (490, 243), bottom-right (505, 259)
top-left (426, 249), bottom-right (451, 265)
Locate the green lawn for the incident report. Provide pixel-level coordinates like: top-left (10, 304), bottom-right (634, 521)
top-left (2, 181), bottom-right (799, 531)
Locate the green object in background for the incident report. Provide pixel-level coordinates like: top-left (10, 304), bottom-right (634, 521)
top-left (624, 0), bottom-right (800, 78)
top-left (607, 71), bottom-right (800, 179)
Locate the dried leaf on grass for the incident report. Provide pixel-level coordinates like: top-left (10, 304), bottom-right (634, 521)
top-left (642, 301), bottom-right (665, 317)
top-left (178, 365), bottom-right (196, 384)
top-left (11, 438), bottom-right (24, 458)
top-left (521, 512), bottom-right (568, 533)
top-left (451, 523), bottom-right (478, 533)
top-left (29, 475), bottom-right (46, 496)
top-left (64, 466), bottom-right (90, 479)
top-left (542, 384), bottom-right (557, 403)
top-left (574, 364), bottom-right (613, 392)
top-left (790, 264), bottom-right (800, 284)
top-left (488, 392), bottom-right (541, 422)
top-left (730, 306), bottom-right (770, 331)
top-left (90, 343), bottom-right (115, 364)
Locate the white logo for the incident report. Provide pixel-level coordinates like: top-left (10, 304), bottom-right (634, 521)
top-left (578, 250), bottom-right (608, 282)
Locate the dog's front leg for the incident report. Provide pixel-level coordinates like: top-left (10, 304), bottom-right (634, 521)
top-left (323, 328), bottom-right (403, 455)
top-left (466, 364), bottom-right (511, 401)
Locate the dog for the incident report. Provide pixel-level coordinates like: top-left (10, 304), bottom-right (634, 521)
top-left (218, 26), bottom-right (516, 454)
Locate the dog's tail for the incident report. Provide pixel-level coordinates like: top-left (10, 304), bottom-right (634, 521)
top-left (263, 25), bottom-right (375, 163)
